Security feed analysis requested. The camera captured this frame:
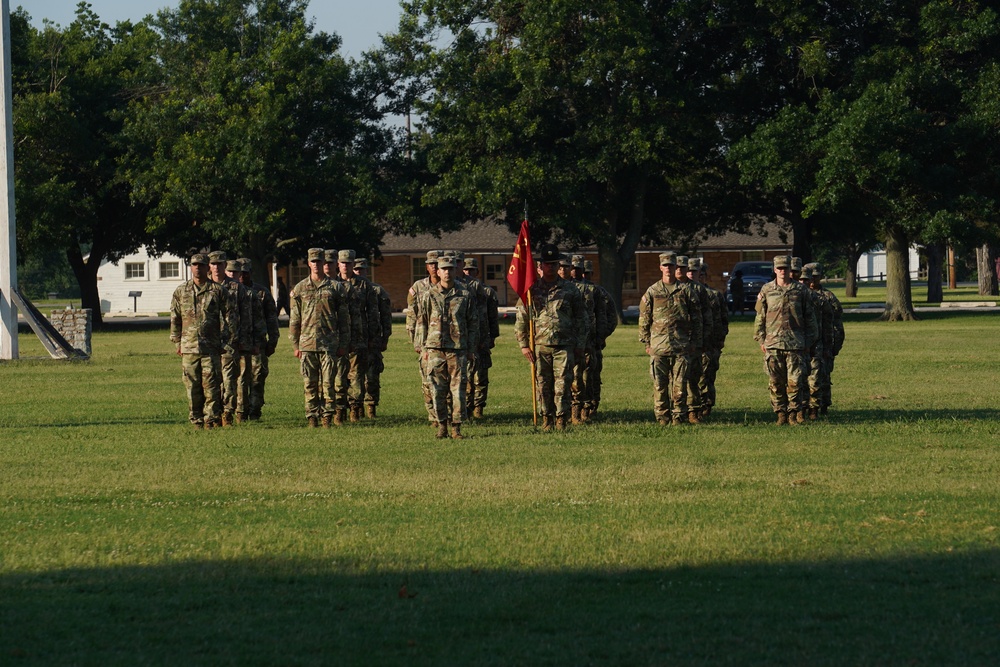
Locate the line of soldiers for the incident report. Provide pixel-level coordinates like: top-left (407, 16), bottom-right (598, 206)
top-left (510, 245), bottom-right (619, 432)
top-left (638, 253), bottom-right (729, 425)
top-left (169, 252), bottom-right (279, 428)
top-left (406, 250), bottom-right (501, 439)
top-left (755, 256), bottom-right (845, 424)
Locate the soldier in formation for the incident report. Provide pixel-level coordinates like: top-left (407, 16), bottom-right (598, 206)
top-left (514, 244), bottom-right (586, 431)
top-left (353, 258), bottom-right (392, 419)
top-left (333, 250), bottom-right (381, 423)
top-left (407, 251), bottom-right (441, 426)
top-left (208, 251), bottom-right (252, 426)
top-left (754, 255), bottom-right (818, 425)
top-left (461, 258), bottom-right (500, 419)
top-left (802, 262), bottom-right (845, 417)
top-left (673, 256), bottom-right (712, 423)
top-left (413, 255), bottom-right (479, 439)
top-left (170, 253), bottom-right (229, 429)
top-left (237, 258), bottom-right (279, 421)
top-left (687, 258), bottom-right (728, 420)
top-left (289, 248), bottom-right (350, 427)
top-left (583, 259), bottom-right (617, 417)
top-left (638, 252), bottom-right (703, 425)
top-left (568, 254), bottom-right (605, 424)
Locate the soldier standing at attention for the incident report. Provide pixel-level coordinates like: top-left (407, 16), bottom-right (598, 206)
top-left (407, 251), bottom-right (441, 426)
top-left (414, 255), bottom-right (479, 439)
top-left (225, 259), bottom-right (259, 423)
top-left (290, 248), bottom-right (350, 427)
top-left (353, 257), bottom-right (392, 419)
top-left (688, 258), bottom-right (728, 420)
top-left (675, 256), bottom-right (712, 423)
top-left (170, 253), bottom-right (229, 429)
top-left (583, 259), bottom-right (617, 418)
top-left (334, 250), bottom-right (381, 423)
top-left (462, 258), bottom-right (500, 419)
top-left (639, 252), bottom-right (702, 426)
top-left (754, 255), bottom-right (818, 425)
top-left (805, 263), bottom-right (845, 416)
top-left (238, 258), bottom-right (279, 421)
top-left (569, 254), bottom-right (604, 424)
top-left (209, 251), bottom-right (252, 426)
top-left (514, 244), bottom-right (586, 432)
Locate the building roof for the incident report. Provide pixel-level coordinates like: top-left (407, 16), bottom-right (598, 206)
top-left (378, 219), bottom-right (791, 254)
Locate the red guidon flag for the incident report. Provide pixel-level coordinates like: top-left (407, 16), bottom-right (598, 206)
top-left (507, 218), bottom-right (535, 304)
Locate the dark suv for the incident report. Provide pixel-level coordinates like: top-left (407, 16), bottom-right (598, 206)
top-left (723, 261), bottom-right (775, 313)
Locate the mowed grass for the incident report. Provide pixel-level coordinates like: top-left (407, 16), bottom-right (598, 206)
top-left (1, 313), bottom-right (998, 665)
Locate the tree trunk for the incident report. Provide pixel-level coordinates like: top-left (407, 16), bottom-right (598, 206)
top-left (790, 210), bottom-right (813, 263)
top-left (844, 242), bottom-right (863, 298)
top-left (66, 245), bottom-right (104, 326)
top-left (976, 244), bottom-right (998, 296)
top-left (879, 225), bottom-right (916, 321)
top-left (597, 173), bottom-right (647, 322)
top-left (924, 242), bottom-right (944, 303)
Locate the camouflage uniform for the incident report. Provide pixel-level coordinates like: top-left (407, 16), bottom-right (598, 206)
top-left (333, 251), bottom-right (381, 421)
top-left (240, 261), bottom-right (279, 420)
top-left (365, 272), bottom-right (393, 416)
top-left (680, 258), bottom-right (714, 418)
top-left (514, 274), bottom-right (586, 422)
top-left (215, 264), bottom-right (252, 424)
top-left (407, 251), bottom-right (440, 423)
top-left (589, 265), bottom-right (618, 415)
top-left (414, 274), bottom-right (479, 432)
top-left (462, 261), bottom-right (499, 417)
top-left (289, 251), bottom-right (351, 422)
top-left (170, 260), bottom-right (229, 427)
top-left (691, 260), bottom-right (728, 416)
top-left (805, 264), bottom-right (845, 413)
top-left (754, 258), bottom-right (818, 420)
top-left (821, 287), bottom-right (845, 410)
top-left (570, 259), bottom-right (606, 422)
top-left (638, 257), bottom-right (703, 423)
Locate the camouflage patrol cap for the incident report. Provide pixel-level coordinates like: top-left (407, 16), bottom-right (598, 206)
top-left (571, 254), bottom-right (585, 269)
top-left (801, 264), bottom-right (814, 279)
top-left (464, 258), bottom-right (478, 271)
top-left (226, 259), bottom-right (240, 272)
top-left (790, 256), bottom-right (803, 272)
top-left (558, 253), bottom-right (572, 267)
top-left (675, 255), bottom-right (689, 268)
top-left (354, 257), bottom-right (368, 269)
top-left (324, 249), bottom-right (338, 263)
top-left (810, 262), bottom-right (824, 278)
top-left (453, 251), bottom-right (465, 261)
top-left (659, 251), bottom-right (677, 266)
top-left (338, 249), bottom-right (356, 263)
top-left (437, 256), bottom-right (456, 269)
top-left (307, 247), bottom-right (324, 262)
top-left (238, 258), bottom-right (252, 272)
top-left (687, 257), bottom-right (702, 271)
top-left (425, 250), bottom-right (439, 264)
top-left (773, 255), bottom-right (791, 269)
top-left (584, 260), bottom-right (594, 273)
top-left (538, 244), bottom-right (561, 264)
top-left (190, 253), bottom-right (209, 266)
top-left (208, 250), bottom-right (227, 264)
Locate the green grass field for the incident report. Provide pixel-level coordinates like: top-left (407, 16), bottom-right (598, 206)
top-left (1, 313), bottom-right (998, 665)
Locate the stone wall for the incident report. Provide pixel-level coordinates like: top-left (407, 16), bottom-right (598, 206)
top-left (50, 308), bottom-right (93, 357)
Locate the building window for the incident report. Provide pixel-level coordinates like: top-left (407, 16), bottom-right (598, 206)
top-left (159, 262), bottom-right (180, 279)
top-left (412, 257), bottom-right (425, 283)
top-left (125, 263), bottom-right (145, 279)
top-left (623, 256), bottom-right (637, 290)
top-left (485, 261), bottom-right (505, 281)
top-left (741, 250), bottom-right (765, 262)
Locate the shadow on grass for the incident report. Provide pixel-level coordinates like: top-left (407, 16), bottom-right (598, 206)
top-left (2, 552), bottom-right (997, 665)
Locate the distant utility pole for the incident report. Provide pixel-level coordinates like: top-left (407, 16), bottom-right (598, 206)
top-left (0, 0), bottom-right (17, 360)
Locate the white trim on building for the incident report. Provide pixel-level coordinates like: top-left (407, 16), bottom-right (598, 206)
top-left (97, 248), bottom-right (190, 314)
top-left (857, 245), bottom-right (921, 282)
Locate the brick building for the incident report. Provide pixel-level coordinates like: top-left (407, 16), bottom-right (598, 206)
top-left (275, 221), bottom-right (793, 312)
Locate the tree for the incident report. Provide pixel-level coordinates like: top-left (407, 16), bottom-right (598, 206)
top-left (13, 6), bottom-right (154, 324)
top-left (121, 0), bottom-right (393, 283)
top-left (382, 0), bottom-right (757, 311)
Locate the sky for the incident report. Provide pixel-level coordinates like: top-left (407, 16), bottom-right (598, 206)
top-left (21, 0), bottom-right (406, 59)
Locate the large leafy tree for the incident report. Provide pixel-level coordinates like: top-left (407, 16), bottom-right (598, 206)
top-left (122, 0), bottom-right (392, 281)
top-left (383, 0), bottom-right (759, 310)
top-left (13, 6), bottom-right (155, 323)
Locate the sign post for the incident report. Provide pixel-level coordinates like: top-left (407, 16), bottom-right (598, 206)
top-left (0, 0), bottom-right (18, 360)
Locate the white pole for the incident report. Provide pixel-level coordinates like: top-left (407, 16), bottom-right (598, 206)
top-left (0, 0), bottom-right (18, 360)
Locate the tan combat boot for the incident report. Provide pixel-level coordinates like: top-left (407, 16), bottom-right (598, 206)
top-left (571, 405), bottom-right (582, 425)
top-left (776, 411), bottom-right (788, 425)
top-left (366, 404), bottom-right (376, 419)
top-left (221, 412), bottom-right (234, 427)
top-left (541, 416), bottom-right (554, 432)
top-left (436, 421), bottom-right (449, 439)
top-left (307, 416), bottom-right (319, 428)
top-left (450, 423), bottom-right (463, 440)
top-left (672, 415), bottom-right (683, 426)
top-left (580, 406), bottom-right (590, 423)
top-left (334, 408), bottom-right (346, 426)
top-left (349, 405), bottom-right (361, 423)
top-left (657, 417), bottom-right (670, 427)
top-left (809, 408), bottom-right (819, 421)
top-left (688, 411), bottom-right (701, 425)
top-left (473, 406), bottom-right (484, 419)
top-left (321, 414), bottom-right (332, 428)
top-left (555, 416), bottom-right (567, 431)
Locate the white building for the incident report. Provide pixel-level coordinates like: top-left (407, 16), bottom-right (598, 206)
top-left (856, 245), bottom-right (921, 282)
top-left (97, 248), bottom-right (191, 314)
